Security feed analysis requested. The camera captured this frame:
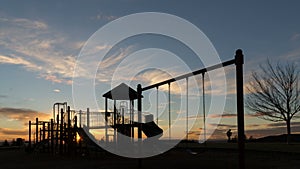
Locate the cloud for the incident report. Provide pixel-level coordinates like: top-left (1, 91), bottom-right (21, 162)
top-left (0, 107), bottom-right (50, 140)
top-left (208, 112), bottom-right (236, 118)
top-left (53, 89), bottom-right (60, 93)
top-left (91, 12), bottom-right (119, 21)
top-left (209, 123), bottom-right (237, 128)
top-left (0, 55), bottom-right (39, 69)
top-left (0, 95), bottom-right (8, 98)
top-left (0, 107), bottom-right (50, 124)
top-left (0, 16), bottom-right (80, 84)
top-left (12, 18), bottom-right (48, 29)
top-left (0, 128), bottom-right (27, 136)
top-left (266, 122), bottom-right (300, 128)
top-left (279, 48), bottom-right (300, 62)
top-left (0, 15), bottom-right (129, 86)
top-left (290, 33), bottom-right (300, 41)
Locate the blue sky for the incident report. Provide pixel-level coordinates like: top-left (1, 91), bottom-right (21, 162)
top-left (0, 0), bottom-right (300, 141)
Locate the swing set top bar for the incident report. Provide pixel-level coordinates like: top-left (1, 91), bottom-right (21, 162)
top-left (142, 58), bottom-right (236, 91)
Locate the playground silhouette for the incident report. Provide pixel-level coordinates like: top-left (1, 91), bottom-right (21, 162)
top-left (1, 49), bottom-right (300, 169)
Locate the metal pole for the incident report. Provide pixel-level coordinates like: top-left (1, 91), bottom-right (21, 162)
top-left (51, 119), bottom-right (54, 153)
top-left (137, 84), bottom-right (142, 139)
top-left (186, 78), bottom-right (189, 141)
top-left (35, 118), bottom-right (38, 144)
top-left (168, 83), bottom-right (171, 140)
top-left (67, 106), bottom-right (71, 154)
top-left (74, 116), bottom-right (78, 149)
top-left (87, 108), bottom-right (90, 131)
top-left (113, 100), bottom-right (116, 143)
top-left (235, 49), bottom-right (245, 169)
top-left (60, 108), bottom-right (64, 154)
top-left (67, 106), bottom-right (71, 130)
top-left (28, 120), bottom-right (31, 149)
top-left (47, 122), bottom-right (50, 152)
top-left (202, 73), bottom-right (206, 144)
top-left (56, 114), bottom-right (59, 150)
top-left (53, 104), bottom-right (55, 122)
top-left (131, 100), bottom-right (134, 139)
top-left (42, 122), bottom-right (46, 141)
top-left (156, 86), bottom-right (159, 125)
top-left (79, 110), bottom-right (82, 128)
top-left (42, 122), bottom-right (46, 152)
top-left (105, 97), bottom-right (108, 143)
top-left (137, 84), bottom-right (142, 169)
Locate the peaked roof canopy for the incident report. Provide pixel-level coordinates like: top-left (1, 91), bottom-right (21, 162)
top-left (102, 83), bottom-right (143, 100)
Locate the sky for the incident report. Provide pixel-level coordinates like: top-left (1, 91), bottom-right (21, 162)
top-left (0, 0), bottom-right (300, 142)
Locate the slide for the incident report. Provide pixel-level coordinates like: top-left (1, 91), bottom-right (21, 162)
top-left (77, 126), bottom-right (104, 151)
top-left (142, 121), bottom-right (163, 138)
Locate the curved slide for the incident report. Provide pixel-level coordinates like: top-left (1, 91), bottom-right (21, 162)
top-left (141, 121), bottom-right (163, 138)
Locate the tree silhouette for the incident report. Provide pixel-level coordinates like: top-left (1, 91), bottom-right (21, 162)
top-left (246, 60), bottom-right (300, 144)
top-left (2, 139), bottom-right (9, 147)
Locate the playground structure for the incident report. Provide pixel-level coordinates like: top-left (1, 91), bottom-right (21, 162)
top-left (28, 49), bottom-right (245, 168)
top-left (28, 102), bottom-right (81, 154)
top-left (28, 84), bottom-right (164, 154)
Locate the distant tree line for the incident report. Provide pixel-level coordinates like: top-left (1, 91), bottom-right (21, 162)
top-left (1, 138), bottom-right (25, 147)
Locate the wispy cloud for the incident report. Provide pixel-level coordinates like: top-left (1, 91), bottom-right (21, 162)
top-left (208, 113), bottom-right (237, 118)
top-left (53, 89), bottom-right (61, 93)
top-left (0, 128), bottom-right (27, 136)
top-left (0, 16), bottom-right (82, 84)
top-left (0, 95), bottom-right (8, 98)
top-left (0, 107), bottom-right (50, 140)
top-left (290, 33), bottom-right (300, 41)
top-left (279, 48), bottom-right (300, 62)
top-left (91, 12), bottom-right (119, 21)
top-left (0, 107), bottom-right (50, 124)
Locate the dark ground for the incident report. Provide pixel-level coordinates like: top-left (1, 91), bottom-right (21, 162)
top-left (1, 145), bottom-right (300, 169)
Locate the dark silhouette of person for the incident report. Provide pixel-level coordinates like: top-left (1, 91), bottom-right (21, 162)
top-left (226, 129), bottom-right (232, 142)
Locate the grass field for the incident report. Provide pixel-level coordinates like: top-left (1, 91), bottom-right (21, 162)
top-left (178, 142), bottom-right (300, 153)
top-left (0, 143), bottom-right (300, 169)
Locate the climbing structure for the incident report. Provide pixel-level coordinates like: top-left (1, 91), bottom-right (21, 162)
top-left (28, 83), bottom-right (163, 154)
top-left (102, 83), bottom-right (163, 142)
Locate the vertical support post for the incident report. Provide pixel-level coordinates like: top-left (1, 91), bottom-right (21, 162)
top-left (137, 84), bottom-right (142, 139)
top-left (74, 116), bottom-right (78, 128)
top-left (47, 122), bottom-right (50, 151)
top-left (79, 110), bottom-right (82, 128)
top-left (35, 118), bottom-right (38, 144)
top-left (64, 123), bottom-right (67, 153)
top-left (186, 78), bottom-right (189, 141)
top-left (56, 114), bottom-right (59, 149)
top-left (42, 122), bottom-right (46, 152)
top-left (202, 72), bottom-right (206, 144)
top-left (67, 106), bottom-right (71, 153)
top-left (105, 97), bottom-right (108, 143)
top-left (87, 108), bottom-right (90, 131)
top-left (67, 106), bottom-right (71, 130)
top-left (113, 100), bottom-right (116, 143)
top-left (51, 119), bottom-right (54, 153)
top-left (39, 127), bottom-right (42, 143)
top-left (235, 49), bottom-right (245, 169)
top-left (156, 87), bottom-right (159, 125)
top-left (60, 108), bottom-right (64, 154)
top-left (168, 83), bottom-right (171, 140)
top-left (42, 122), bottom-right (46, 141)
top-left (131, 100), bottom-right (134, 139)
top-left (137, 84), bottom-right (142, 169)
top-left (129, 100), bottom-right (132, 140)
top-left (28, 120), bottom-right (31, 149)
top-left (74, 115), bottom-right (78, 152)
top-left (121, 107), bottom-right (125, 124)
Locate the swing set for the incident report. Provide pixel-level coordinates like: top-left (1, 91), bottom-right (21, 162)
top-left (136, 49), bottom-right (245, 169)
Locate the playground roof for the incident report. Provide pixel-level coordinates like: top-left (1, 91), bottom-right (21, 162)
top-left (102, 83), bottom-right (143, 100)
